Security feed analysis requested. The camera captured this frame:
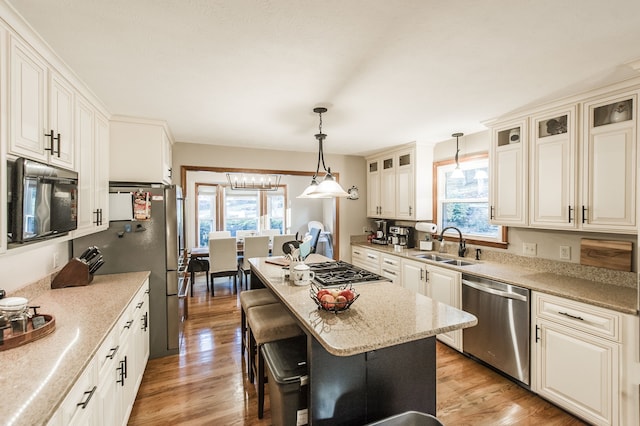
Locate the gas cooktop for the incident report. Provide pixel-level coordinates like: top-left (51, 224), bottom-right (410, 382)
top-left (308, 261), bottom-right (386, 287)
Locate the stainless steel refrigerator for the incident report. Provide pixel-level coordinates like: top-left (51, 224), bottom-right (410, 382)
top-left (73, 183), bottom-right (182, 359)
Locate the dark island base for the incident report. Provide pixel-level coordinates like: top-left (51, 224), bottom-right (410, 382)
top-left (308, 334), bottom-right (436, 425)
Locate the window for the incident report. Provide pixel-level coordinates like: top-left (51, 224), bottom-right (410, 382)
top-left (435, 154), bottom-right (507, 247)
top-left (195, 180), bottom-right (288, 246)
top-left (196, 184), bottom-right (218, 247)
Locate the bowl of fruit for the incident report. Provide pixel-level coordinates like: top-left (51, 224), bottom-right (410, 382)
top-left (309, 282), bottom-right (359, 313)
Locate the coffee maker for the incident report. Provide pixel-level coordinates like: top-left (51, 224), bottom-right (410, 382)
top-left (372, 220), bottom-right (388, 245)
top-left (388, 226), bottom-right (414, 249)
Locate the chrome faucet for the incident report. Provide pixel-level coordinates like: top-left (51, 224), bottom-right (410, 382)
top-left (439, 226), bottom-right (466, 257)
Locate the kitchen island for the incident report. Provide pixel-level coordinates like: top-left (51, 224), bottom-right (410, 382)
top-left (249, 255), bottom-right (477, 425)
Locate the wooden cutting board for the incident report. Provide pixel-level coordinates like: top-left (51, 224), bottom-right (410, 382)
top-left (580, 239), bottom-right (632, 271)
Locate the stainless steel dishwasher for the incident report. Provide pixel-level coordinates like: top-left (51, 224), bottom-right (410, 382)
top-left (462, 274), bottom-right (530, 386)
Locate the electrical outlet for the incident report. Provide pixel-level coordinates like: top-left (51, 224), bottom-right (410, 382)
top-left (53, 252), bottom-right (59, 268)
top-left (363, 226), bottom-right (368, 233)
top-left (560, 245), bottom-right (571, 260)
top-left (523, 242), bottom-right (537, 256)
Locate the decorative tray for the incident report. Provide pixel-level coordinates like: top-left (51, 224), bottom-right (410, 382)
top-left (309, 282), bottom-right (359, 313)
top-left (0, 314), bottom-right (56, 351)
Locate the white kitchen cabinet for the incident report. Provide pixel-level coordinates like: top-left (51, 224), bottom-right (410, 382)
top-left (109, 116), bottom-right (174, 184)
top-left (380, 253), bottom-right (402, 285)
top-left (366, 143), bottom-right (433, 220)
top-left (424, 265), bottom-right (462, 351)
top-left (531, 292), bottom-right (620, 426)
top-left (581, 92), bottom-right (636, 233)
top-left (489, 118), bottom-right (528, 226)
top-left (48, 71), bottom-right (75, 169)
top-left (366, 158), bottom-right (382, 217)
top-left (74, 96), bottom-right (110, 236)
top-left (529, 105), bottom-right (578, 229)
top-left (366, 154), bottom-right (395, 218)
top-left (57, 356), bottom-right (99, 426)
top-left (8, 35), bottom-right (76, 170)
top-left (351, 246), bottom-right (381, 274)
top-left (9, 35), bottom-right (48, 163)
top-left (401, 258), bottom-right (426, 295)
top-left (49, 279), bottom-right (149, 426)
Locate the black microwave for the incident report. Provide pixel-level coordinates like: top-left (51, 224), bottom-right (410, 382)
top-left (7, 158), bottom-right (78, 244)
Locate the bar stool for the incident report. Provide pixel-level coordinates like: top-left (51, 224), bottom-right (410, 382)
top-left (239, 288), bottom-right (278, 358)
top-left (247, 303), bottom-right (304, 419)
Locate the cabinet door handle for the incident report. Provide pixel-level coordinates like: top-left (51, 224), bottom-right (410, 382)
top-left (581, 206), bottom-right (587, 224)
top-left (490, 206), bottom-right (495, 220)
top-left (382, 269), bottom-right (397, 276)
top-left (409, 206), bottom-right (412, 216)
top-left (136, 302), bottom-right (144, 309)
top-left (54, 133), bottom-right (61, 157)
top-left (44, 130), bottom-right (55, 153)
top-left (106, 345), bottom-right (119, 360)
top-left (168, 167), bottom-right (172, 178)
top-left (535, 325), bottom-right (540, 343)
top-left (76, 386), bottom-right (97, 409)
top-left (559, 311), bottom-right (584, 321)
top-left (117, 361), bottom-right (125, 386)
top-left (419, 269), bottom-right (424, 281)
top-left (124, 320), bottom-right (134, 329)
top-left (141, 312), bottom-right (148, 331)
top-left (568, 205), bottom-right (573, 223)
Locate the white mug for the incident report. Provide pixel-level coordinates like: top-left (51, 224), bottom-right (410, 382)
top-left (292, 264), bottom-right (315, 285)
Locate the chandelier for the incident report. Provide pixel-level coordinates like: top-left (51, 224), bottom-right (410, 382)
top-left (226, 172), bottom-right (282, 191)
top-left (298, 107), bottom-right (349, 198)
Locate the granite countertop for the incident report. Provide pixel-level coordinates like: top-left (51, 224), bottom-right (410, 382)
top-left (353, 242), bottom-right (638, 315)
top-left (249, 255), bottom-right (478, 357)
top-left (0, 271), bottom-right (150, 426)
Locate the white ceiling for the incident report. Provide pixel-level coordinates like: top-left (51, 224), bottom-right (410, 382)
top-left (7, 0), bottom-right (640, 156)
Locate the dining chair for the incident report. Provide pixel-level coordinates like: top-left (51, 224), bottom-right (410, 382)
top-left (208, 237), bottom-right (238, 296)
top-left (239, 235), bottom-right (269, 289)
top-left (208, 230), bottom-right (231, 240)
top-left (236, 230), bottom-right (257, 241)
top-left (260, 229), bottom-right (280, 245)
top-left (271, 234), bottom-right (297, 256)
top-left (307, 227), bottom-right (322, 254)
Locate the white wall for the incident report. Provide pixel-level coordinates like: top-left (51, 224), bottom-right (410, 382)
top-left (0, 240), bottom-right (69, 293)
top-left (173, 142), bottom-right (368, 261)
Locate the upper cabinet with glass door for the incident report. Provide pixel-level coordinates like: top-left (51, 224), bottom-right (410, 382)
top-left (366, 143), bottom-right (433, 221)
top-left (581, 92), bottom-right (636, 233)
top-left (489, 118), bottom-right (528, 226)
top-left (529, 105), bottom-right (578, 229)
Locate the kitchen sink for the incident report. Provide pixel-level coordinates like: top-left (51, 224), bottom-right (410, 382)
top-left (439, 259), bottom-right (474, 267)
top-left (412, 253), bottom-right (475, 267)
top-left (413, 253), bottom-right (451, 261)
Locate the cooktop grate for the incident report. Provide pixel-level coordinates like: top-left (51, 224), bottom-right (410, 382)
top-left (308, 261), bottom-right (385, 286)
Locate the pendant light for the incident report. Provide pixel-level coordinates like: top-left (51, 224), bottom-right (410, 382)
top-left (298, 107), bottom-right (350, 198)
top-left (450, 132), bottom-right (465, 179)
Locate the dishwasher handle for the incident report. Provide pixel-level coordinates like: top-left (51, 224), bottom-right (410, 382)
top-left (462, 279), bottom-right (528, 302)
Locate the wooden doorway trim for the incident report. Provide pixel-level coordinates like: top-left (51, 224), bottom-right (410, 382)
top-left (181, 165), bottom-right (341, 260)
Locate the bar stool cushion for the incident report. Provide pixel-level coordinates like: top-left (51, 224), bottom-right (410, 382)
top-left (240, 288), bottom-right (277, 310)
top-left (248, 303), bottom-right (303, 345)
top-left (240, 289), bottom-right (278, 359)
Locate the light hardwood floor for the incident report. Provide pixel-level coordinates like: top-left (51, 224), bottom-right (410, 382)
top-left (129, 275), bottom-right (587, 426)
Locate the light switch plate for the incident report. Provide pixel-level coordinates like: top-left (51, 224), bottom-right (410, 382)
top-left (560, 245), bottom-right (571, 260)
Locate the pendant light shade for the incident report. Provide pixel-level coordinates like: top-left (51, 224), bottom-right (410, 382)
top-left (297, 107), bottom-right (350, 198)
top-left (450, 132), bottom-right (465, 179)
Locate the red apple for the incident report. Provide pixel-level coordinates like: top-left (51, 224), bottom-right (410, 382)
top-left (316, 289), bottom-right (331, 300)
top-left (320, 294), bottom-right (335, 310)
top-left (339, 289), bottom-right (355, 302)
top-left (334, 295), bottom-right (348, 310)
